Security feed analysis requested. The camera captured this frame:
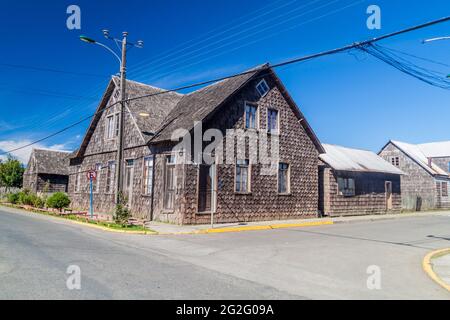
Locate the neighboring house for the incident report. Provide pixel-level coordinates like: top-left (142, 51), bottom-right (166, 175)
top-left (319, 144), bottom-right (404, 217)
top-left (23, 149), bottom-right (71, 193)
top-left (69, 64), bottom-right (325, 224)
top-left (379, 140), bottom-right (450, 211)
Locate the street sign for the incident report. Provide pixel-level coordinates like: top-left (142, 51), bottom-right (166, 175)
top-left (87, 170), bottom-right (97, 181)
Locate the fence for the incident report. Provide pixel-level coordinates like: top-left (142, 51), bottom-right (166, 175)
top-left (0, 187), bottom-right (21, 198)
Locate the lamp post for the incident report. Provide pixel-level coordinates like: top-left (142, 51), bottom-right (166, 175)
top-left (80, 31), bottom-right (143, 206)
top-left (423, 36), bottom-right (450, 78)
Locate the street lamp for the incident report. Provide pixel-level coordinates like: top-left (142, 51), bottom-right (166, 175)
top-left (422, 36), bottom-right (450, 78)
top-left (80, 31), bottom-right (144, 206)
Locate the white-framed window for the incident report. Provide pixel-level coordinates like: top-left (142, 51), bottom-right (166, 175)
top-left (235, 159), bottom-right (250, 193)
top-left (164, 155), bottom-right (176, 210)
top-left (143, 156), bottom-right (154, 195)
top-left (256, 79), bottom-right (270, 97)
top-left (245, 102), bottom-right (258, 130)
top-left (75, 165), bottom-right (82, 192)
top-left (267, 108), bottom-right (279, 134)
top-left (278, 163), bottom-right (290, 194)
top-left (106, 113), bottom-right (120, 139)
top-left (93, 163), bottom-right (102, 193)
top-left (337, 177), bottom-right (355, 197)
top-left (391, 157), bottom-right (400, 167)
top-left (105, 161), bottom-right (116, 193)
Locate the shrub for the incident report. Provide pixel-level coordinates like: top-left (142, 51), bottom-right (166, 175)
top-left (7, 192), bottom-right (19, 204)
top-left (114, 193), bottom-right (131, 226)
top-left (32, 195), bottom-right (45, 208)
top-left (18, 190), bottom-right (34, 206)
top-left (46, 192), bottom-right (71, 211)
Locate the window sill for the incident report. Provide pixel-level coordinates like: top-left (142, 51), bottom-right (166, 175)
top-left (235, 192), bottom-right (252, 195)
top-left (278, 193), bottom-right (292, 196)
top-left (197, 211), bottom-right (213, 215)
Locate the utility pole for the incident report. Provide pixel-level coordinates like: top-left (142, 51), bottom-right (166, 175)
top-left (116, 32), bottom-right (128, 206)
top-left (80, 31), bottom-right (144, 206)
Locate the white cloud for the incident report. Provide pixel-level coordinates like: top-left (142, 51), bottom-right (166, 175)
top-left (0, 140), bottom-right (71, 164)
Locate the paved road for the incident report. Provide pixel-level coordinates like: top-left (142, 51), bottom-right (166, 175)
top-left (1, 206), bottom-right (449, 300)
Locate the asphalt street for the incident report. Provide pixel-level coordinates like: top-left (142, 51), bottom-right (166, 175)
top-left (0, 206), bottom-right (449, 300)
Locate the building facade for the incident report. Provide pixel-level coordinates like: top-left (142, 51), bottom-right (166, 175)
top-left (69, 66), bottom-right (325, 225)
top-left (23, 149), bottom-right (70, 193)
top-left (319, 144), bottom-right (403, 217)
top-left (379, 140), bottom-right (450, 211)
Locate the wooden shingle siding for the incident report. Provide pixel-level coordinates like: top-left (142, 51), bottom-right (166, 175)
top-left (23, 149), bottom-right (70, 193)
top-left (69, 66), bottom-right (323, 224)
top-left (379, 142), bottom-right (450, 210)
top-left (321, 168), bottom-right (401, 217)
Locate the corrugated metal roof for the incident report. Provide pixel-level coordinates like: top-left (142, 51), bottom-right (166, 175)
top-left (417, 141), bottom-right (450, 158)
top-left (391, 140), bottom-right (449, 176)
top-left (320, 144), bottom-right (404, 175)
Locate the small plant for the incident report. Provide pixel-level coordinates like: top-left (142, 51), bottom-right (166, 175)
top-left (46, 192), bottom-right (71, 211)
top-left (18, 189), bottom-right (34, 206)
top-left (7, 192), bottom-right (19, 204)
top-left (114, 193), bottom-right (131, 226)
top-left (32, 195), bottom-right (45, 208)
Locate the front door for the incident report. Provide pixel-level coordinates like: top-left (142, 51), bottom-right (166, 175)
top-left (385, 181), bottom-right (393, 210)
top-left (124, 159), bottom-right (134, 206)
top-left (198, 164), bottom-right (216, 213)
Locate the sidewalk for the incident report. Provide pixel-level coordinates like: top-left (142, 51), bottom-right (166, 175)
top-left (146, 210), bottom-right (450, 235)
top-left (431, 252), bottom-right (450, 287)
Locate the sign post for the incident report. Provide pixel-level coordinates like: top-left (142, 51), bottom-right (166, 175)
top-left (87, 170), bottom-right (97, 219)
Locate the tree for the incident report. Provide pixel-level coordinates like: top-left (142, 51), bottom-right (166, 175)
top-left (0, 155), bottom-right (25, 191)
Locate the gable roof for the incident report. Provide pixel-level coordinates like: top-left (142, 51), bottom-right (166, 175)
top-left (74, 64), bottom-right (325, 158)
top-left (74, 77), bottom-right (182, 158)
top-left (320, 144), bottom-right (404, 175)
top-left (417, 141), bottom-right (450, 158)
top-left (29, 149), bottom-right (71, 175)
top-left (120, 78), bottom-right (183, 143)
top-left (149, 64), bottom-right (325, 153)
top-left (387, 140), bottom-right (449, 177)
top-left (150, 66), bottom-right (262, 143)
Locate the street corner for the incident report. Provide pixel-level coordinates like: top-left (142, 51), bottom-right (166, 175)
top-left (423, 248), bottom-right (450, 292)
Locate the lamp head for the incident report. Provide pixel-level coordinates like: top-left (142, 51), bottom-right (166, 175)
top-left (80, 35), bottom-right (96, 44)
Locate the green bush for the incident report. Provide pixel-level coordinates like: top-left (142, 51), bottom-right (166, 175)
top-left (7, 192), bottom-right (19, 204)
top-left (46, 192), bottom-right (71, 211)
top-left (32, 195), bottom-right (45, 208)
top-left (18, 190), bottom-right (34, 206)
top-left (114, 193), bottom-right (131, 226)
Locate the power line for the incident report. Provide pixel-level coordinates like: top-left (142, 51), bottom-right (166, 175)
top-left (130, 0), bottom-right (325, 78)
top-left (131, 0), bottom-right (335, 81)
top-left (2, 15), bottom-right (450, 157)
top-left (0, 63), bottom-right (109, 78)
top-left (135, 0), bottom-right (365, 84)
top-left (129, 0), bottom-right (297, 72)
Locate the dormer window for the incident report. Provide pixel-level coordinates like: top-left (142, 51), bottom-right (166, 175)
top-left (256, 79), bottom-right (269, 97)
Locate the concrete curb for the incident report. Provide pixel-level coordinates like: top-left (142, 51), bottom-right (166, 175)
top-left (194, 220), bottom-right (334, 234)
top-left (423, 248), bottom-right (450, 292)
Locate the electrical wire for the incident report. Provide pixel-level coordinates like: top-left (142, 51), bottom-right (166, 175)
top-left (1, 15), bottom-right (450, 157)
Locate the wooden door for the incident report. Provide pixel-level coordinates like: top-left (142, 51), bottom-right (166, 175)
top-left (385, 181), bottom-right (393, 210)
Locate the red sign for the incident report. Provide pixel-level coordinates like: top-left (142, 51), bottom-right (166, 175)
top-left (87, 170), bottom-right (97, 181)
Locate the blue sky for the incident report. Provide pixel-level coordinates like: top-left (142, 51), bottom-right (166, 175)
top-left (0, 0), bottom-right (449, 163)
